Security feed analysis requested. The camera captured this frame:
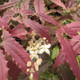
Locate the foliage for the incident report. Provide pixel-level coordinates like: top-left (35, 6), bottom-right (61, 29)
top-left (0, 0), bottom-right (80, 80)
top-left (51, 46), bottom-right (59, 60)
top-left (39, 69), bottom-right (60, 80)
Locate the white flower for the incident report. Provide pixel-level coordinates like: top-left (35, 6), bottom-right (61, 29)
top-left (39, 44), bottom-right (51, 55)
top-left (34, 63), bottom-right (39, 71)
top-left (26, 69), bottom-right (30, 72)
top-left (43, 37), bottom-right (46, 40)
top-left (34, 58), bottom-right (42, 71)
top-left (28, 39), bottom-right (35, 47)
top-left (27, 61), bottom-right (32, 67)
top-left (30, 53), bottom-right (39, 60)
top-left (36, 58), bottom-right (42, 65)
top-left (30, 73), bottom-right (33, 79)
top-left (30, 68), bottom-right (34, 73)
top-left (29, 49), bottom-right (38, 54)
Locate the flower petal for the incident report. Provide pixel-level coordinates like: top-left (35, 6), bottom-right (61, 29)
top-left (39, 49), bottom-right (44, 54)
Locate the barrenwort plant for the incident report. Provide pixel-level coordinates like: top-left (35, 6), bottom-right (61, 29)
top-left (0, 0), bottom-right (80, 80)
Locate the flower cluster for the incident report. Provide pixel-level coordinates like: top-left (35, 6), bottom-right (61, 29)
top-left (26, 31), bottom-right (51, 71)
top-left (26, 61), bottom-right (35, 79)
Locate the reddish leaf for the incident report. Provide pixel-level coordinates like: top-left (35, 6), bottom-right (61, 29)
top-left (56, 29), bottom-right (80, 80)
top-left (71, 14), bottom-right (80, 21)
top-left (34, 0), bottom-right (45, 14)
top-left (23, 18), bottom-right (51, 43)
top-left (21, 0), bottom-right (30, 10)
top-left (10, 24), bottom-right (27, 38)
top-left (8, 60), bottom-right (21, 80)
top-left (0, 50), bottom-right (8, 80)
top-left (65, 0), bottom-right (70, 8)
top-left (51, 0), bottom-right (66, 9)
top-left (17, 35), bottom-right (26, 39)
top-left (0, 17), bottom-right (9, 29)
top-left (2, 10), bottom-right (14, 23)
top-left (65, 21), bottom-right (80, 32)
top-left (13, 9), bottom-right (34, 17)
top-left (63, 21), bottom-right (80, 37)
top-left (20, 9), bottom-right (34, 16)
top-left (70, 35), bottom-right (80, 55)
top-left (37, 13), bottom-right (61, 26)
top-left (69, 0), bottom-right (76, 8)
top-left (2, 30), bottom-right (39, 80)
top-left (52, 50), bottom-right (66, 70)
top-left (0, 1), bottom-right (18, 10)
top-left (62, 26), bottom-right (77, 37)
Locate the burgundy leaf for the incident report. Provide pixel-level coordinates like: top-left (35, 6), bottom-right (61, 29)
top-left (62, 26), bottom-right (77, 37)
top-left (21, 0), bottom-right (30, 10)
top-left (17, 35), bottom-right (26, 39)
top-left (65, 0), bottom-right (70, 8)
top-left (10, 24), bottom-right (27, 38)
top-left (65, 21), bottom-right (80, 31)
top-left (69, 0), bottom-right (76, 8)
top-left (20, 9), bottom-right (34, 16)
top-left (2, 10), bottom-right (14, 23)
top-left (2, 30), bottom-right (39, 80)
top-left (23, 18), bottom-right (51, 43)
top-left (51, 0), bottom-right (66, 9)
top-left (70, 35), bottom-right (80, 55)
top-left (34, 0), bottom-right (45, 14)
top-left (65, 0), bottom-right (75, 8)
top-left (8, 60), bottom-right (21, 80)
top-left (0, 50), bottom-right (8, 80)
top-left (71, 14), bottom-right (80, 21)
top-left (12, 8), bottom-right (34, 16)
top-left (0, 17), bottom-right (9, 29)
top-left (37, 13), bottom-right (61, 26)
top-left (52, 50), bottom-right (66, 70)
top-left (63, 21), bottom-right (80, 37)
top-left (0, 1), bottom-right (18, 10)
top-left (56, 29), bottom-right (80, 80)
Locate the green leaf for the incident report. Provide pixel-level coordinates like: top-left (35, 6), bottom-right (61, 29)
top-left (76, 55), bottom-right (80, 66)
top-left (77, 32), bottom-right (80, 35)
top-left (51, 46), bottom-right (59, 60)
top-left (0, 0), bottom-right (4, 4)
top-left (39, 69), bottom-right (59, 80)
